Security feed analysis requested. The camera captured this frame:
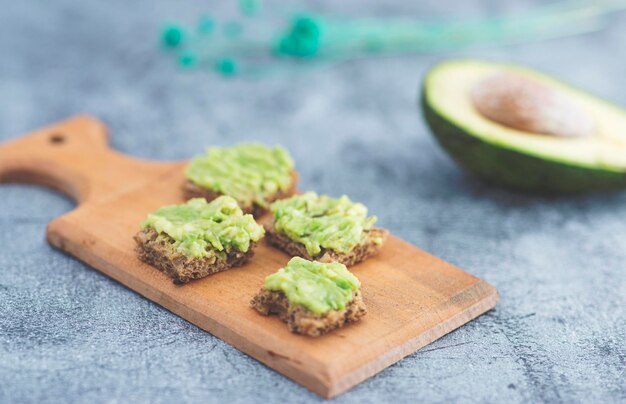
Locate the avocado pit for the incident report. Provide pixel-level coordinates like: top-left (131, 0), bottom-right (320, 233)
top-left (471, 71), bottom-right (595, 138)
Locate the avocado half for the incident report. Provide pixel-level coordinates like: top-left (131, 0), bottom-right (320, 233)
top-left (421, 60), bottom-right (626, 194)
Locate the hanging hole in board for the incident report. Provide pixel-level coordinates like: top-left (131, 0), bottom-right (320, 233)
top-left (49, 134), bottom-right (66, 145)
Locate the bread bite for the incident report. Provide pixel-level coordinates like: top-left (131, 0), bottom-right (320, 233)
top-left (251, 257), bottom-right (367, 336)
top-left (134, 196), bottom-right (264, 284)
top-left (184, 144), bottom-right (297, 217)
top-left (265, 192), bottom-right (388, 266)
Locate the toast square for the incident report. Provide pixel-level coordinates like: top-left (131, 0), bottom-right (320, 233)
top-left (183, 144), bottom-right (298, 217)
top-left (265, 222), bottom-right (389, 266)
top-left (134, 228), bottom-right (256, 284)
top-left (251, 289), bottom-right (367, 337)
top-left (265, 192), bottom-right (389, 266)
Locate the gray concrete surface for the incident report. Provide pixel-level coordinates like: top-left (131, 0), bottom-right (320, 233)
top-left (1, 1), bottom-right (625, 403)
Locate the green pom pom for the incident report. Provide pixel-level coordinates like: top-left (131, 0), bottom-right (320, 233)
top-left (197, 15), bottom-right (215, 34)
top-left (178, 52), bottom-right (198, 68)
top-left (239, 0), bottom-right (261, 16)
top-left (276, 15), bottom-right (322, 57)
top-left (215, 58), bottom-right (238, 76)
top-left (294, 17), bottom-right (321, 39)
top-left (161, 24), bottom-right (185, 48)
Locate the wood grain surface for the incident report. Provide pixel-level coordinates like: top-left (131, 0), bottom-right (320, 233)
top-left (0, 116), bottom-right (498, 398)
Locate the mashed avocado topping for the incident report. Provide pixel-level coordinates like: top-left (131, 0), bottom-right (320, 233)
top-left (264, 257), bottom-right (360, 313)
top-left (270, 192), bottom-right (378, 257)
top-left (141, 196), bottom-right (264, 258)
top-left (185, 144), bottom-right (294, 209)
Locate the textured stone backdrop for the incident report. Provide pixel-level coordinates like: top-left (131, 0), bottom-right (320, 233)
top-left (0, 1), bottom-right (624, 403)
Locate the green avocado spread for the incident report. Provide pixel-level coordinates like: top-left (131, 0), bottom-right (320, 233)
top-left (264, 257), bottom-right (360, 314)
top-left (270, 192), bottom-right (379, 257)
top-left (141, 196), bottom-right (264, 258)
top-left (185, 144), bottom-right (294, 209)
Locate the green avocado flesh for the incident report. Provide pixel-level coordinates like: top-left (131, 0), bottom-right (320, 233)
top-left (141, 196), bottom-right (264, 258)
top-left (422, 60), bottom-right (626, 193)
top-left (270, 192), bottom-right (379, 257)
top-left (264, 257), bottom-right (360, 314)
top-left (185, 144), bottom-right (294, 208)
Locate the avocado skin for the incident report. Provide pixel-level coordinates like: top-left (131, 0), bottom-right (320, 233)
top-left (420, 87), bottom-right (626, 195)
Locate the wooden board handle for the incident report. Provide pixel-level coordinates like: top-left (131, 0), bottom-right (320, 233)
top-left (0, 115), bottom-right (180, 204)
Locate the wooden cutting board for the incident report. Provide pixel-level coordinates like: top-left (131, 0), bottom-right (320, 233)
top-left (0, 116), bottom-right (498, 398)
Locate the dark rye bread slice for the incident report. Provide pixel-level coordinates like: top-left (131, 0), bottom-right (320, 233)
top-left (134, 227), bottom-right (256, 284)
top-left (183, 171), bottom-right (299, 218)
top-left (250, 289), bottom-right (367, 337)
top-left (264, 223), bottom-right (389, 266)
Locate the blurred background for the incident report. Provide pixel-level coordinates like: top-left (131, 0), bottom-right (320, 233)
top-left (1, 1), bottom-right (625, 403)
